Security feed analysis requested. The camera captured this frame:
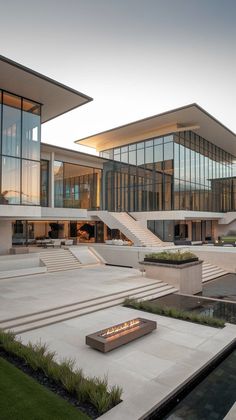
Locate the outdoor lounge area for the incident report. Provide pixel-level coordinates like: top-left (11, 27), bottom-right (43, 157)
top-left (36, 239), bottom-right (74, 248)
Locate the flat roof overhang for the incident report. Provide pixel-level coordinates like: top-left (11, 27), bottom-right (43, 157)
top-left (41, 142), bottom-right (106, 167)
top-left (0, 55), bottom-right (93, 123)
top-left (76, 104), bottom-right (236, 156)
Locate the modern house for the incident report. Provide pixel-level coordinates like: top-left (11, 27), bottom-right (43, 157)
top-left (0, 55), bottom-right (236, 253)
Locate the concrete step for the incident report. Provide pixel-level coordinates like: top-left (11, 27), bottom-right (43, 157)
top-left (46, 266), bottom-right (81, 273)
top-left (1, 282), bottom-right (167, 330)
top-left (202, 268), bottom-right (226, 276)
top-left (1, 281), bottom-right (177, 334)
top-left (132, 285), bottom-right (178, 301)
top-left (9, 288), bottom-right (177, 335)
top-left (202, 262), bottom-right (228, 283)
top-left (41, 259), bottom-right (80, 264)
top-left (203, 272), bottom-right (227, 282)
top-left (41, 258), bottom-right (80, 263)
top-left (0, 280), bottom-right (161, 325)
top-left (138, 287), bottom-right (178, 301)
top-left (203, 265), bottom-right (225, 272)
top-left (40, 248), bottom-right (82, 272)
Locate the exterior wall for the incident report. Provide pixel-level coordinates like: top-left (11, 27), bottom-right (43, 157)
top-left (0, 253), bottom-right (41, 270)
top-left (91, 244), bottom-right (236, 273)
top-left (0, 220), bottom-right (12, 254)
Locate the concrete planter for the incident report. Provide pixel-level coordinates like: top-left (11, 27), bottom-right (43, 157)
top-left (140, 260), bottom-right (203, 294)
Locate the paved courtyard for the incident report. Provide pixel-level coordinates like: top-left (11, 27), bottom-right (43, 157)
top-left (18, 306), bottom-right (236, 419)
top-left (0, 265), bottom-right (144, 319)
top-left (0, 265), bottom-right (235, 419)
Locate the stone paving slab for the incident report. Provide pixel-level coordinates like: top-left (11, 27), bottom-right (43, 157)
top-left (17, 306), bottom-right (236, 420)
top-left (0, 265), bottom-right (148, 319)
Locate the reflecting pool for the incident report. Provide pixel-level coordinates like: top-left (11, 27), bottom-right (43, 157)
top-left (161, 349), bottom-right (236, 420)
top-left (151, 294), bottom-right (236, 324)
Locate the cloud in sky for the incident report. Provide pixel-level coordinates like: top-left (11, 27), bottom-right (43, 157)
top-left (1, 0), bottom-right (235, 153)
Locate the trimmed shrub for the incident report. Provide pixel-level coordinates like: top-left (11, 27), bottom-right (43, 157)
top-left (145, 250), bottom-right (197, 261)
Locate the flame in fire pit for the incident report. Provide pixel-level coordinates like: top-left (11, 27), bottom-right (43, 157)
top-left (99, 319), bottom-right (141, 339)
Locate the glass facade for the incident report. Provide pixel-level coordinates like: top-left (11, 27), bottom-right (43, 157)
top-left (40, 160), bottom-right (49, 207)
top-left (101, 131), bottom-right (236, 212)
top-left (0, 90), bottom-right (41, 205)
top-left (147, 219), bottom-right (214, 242)
top-left (54, 161), bottom-right (102, 209)
top-left (173, 131), bottom-right (234, 212)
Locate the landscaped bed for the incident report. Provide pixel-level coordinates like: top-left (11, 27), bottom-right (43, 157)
top-left (0, 331), bottom-right (122, 419)
top-left (144, 250), bottom-right (198, 265)
top-left (124, 298), bottom-right (226, 328)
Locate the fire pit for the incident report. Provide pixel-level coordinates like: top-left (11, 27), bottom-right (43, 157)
top-left (86, 318), bottom-right (157, 352)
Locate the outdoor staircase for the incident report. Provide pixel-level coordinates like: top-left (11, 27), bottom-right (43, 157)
top-left (39, 248), bottom-right (82, 272)
top-left (202, 261), bottom-right (228, 283)
top-left (90, 210), bottom-right (166, 247)
top-left (0, 280), bottom-right (177, 334)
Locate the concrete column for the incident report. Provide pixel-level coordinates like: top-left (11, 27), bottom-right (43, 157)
top-left (0, 220), bottom-right (12, 254)
top-left (49, 152), bottom-right (55, 208)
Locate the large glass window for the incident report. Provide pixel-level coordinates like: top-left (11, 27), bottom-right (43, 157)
top-left (0, 90), bottom-right (41, 206)
top-left (22, 160), bottom-right (40, 205)
top-left (1, 156), bottom-right (21, 204)
top-left (40, 160), bottom-right (49, 207)
top-left (54, 161), bottom-right (64, 207)
top-left (2, 92), bottom-right (21, 157)
top-left (54, 161), bottom-right (101, 209)
top-left (0, 91), bottom-right (2, 142)
top-left (22, 99), bottom-right (40, 160)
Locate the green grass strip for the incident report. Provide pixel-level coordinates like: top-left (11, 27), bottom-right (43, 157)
top-left (124, 298), bottom-right (226, 328)
top-left (0, 356), bottom-right (90, 420)
top-left (0, 331), bottom-right (122, 415)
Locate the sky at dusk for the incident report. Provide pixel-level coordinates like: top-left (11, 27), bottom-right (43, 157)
top-left (0, 0), bottom-right (235, 154)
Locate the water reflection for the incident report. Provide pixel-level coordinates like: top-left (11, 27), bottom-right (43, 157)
top-left (151, 294), bottom-right (236, 324)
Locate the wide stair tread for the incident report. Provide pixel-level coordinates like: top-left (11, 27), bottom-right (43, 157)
top-left (1, 282), bottom-right (177, 333)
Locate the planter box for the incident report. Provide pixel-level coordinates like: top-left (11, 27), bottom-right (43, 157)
top-left (144, 257), bottom-right (198, 265)
top-left (140, 260), bottom-right (203, 294)
top-left (86, 318), bottom-right (157, 353)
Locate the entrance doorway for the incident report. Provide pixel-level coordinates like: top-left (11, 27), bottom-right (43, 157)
top-left (174, 223), bottom-right (188, 240)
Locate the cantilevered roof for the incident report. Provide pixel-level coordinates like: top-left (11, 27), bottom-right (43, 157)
top-left (0, 55), bottom-right (92, 123)
top-left (76, 104), bottom-right (236, 156)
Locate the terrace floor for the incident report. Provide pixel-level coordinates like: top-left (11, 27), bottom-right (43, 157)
top-left (0, 263), bottom-right (235, 419)
top-left (0, 265), bottom-right (143, 319)
top-left (18, 306), bottom-right (236, 419)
